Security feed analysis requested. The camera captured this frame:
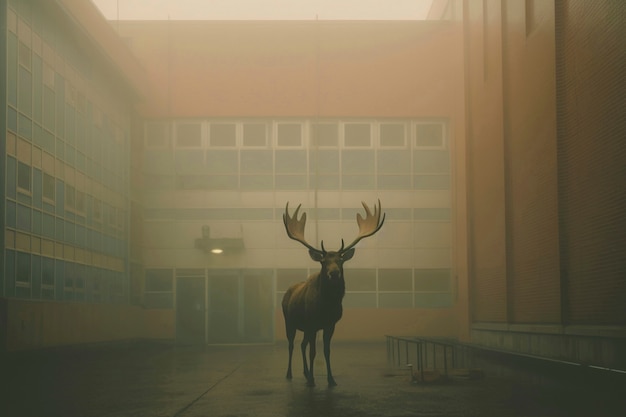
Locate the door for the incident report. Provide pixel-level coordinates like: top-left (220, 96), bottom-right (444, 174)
top-left (207, 274), bottom-right (240, 344)
top-left (176, 276), bottom-right (206, 345)
top-left (207, 270), bottom-right (274, 344)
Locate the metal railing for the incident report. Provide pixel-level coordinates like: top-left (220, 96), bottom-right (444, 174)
top-left (386, 336), bottom-right (474, 382)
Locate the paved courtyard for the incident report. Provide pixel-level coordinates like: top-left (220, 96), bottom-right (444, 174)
top-left (1, 341), bottom-right (624, 417)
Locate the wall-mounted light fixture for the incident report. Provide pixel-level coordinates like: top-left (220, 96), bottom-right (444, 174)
top-left (195, 225), bottom-right (244, 255)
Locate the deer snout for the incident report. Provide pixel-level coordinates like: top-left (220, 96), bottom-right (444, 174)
top-left (326, 265), bottom-right (342, 280)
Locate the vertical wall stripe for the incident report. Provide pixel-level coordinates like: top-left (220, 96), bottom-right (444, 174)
top-left (1, 0), bottom-right (8, 297)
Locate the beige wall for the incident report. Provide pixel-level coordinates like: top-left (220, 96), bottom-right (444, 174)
top-left (2, 299), bottom-right (173, 352)
top-left (274, 308), bottom-right (458, 342)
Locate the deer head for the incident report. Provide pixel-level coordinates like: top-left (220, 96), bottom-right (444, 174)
top-left (283, 200), bottom-right (386, 281)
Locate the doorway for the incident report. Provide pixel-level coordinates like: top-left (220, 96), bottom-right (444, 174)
top-left (207, 269), bottom-right (274, 344)
top-left (175, 269), bottom-right (275, 345)
top-left (176, 276), bottom-right (206, 345)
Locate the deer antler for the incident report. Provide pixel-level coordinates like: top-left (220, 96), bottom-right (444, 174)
top-left (342, 200), bottom-right (386, 252)
top-left (283, 203), bottom-right (324, 254)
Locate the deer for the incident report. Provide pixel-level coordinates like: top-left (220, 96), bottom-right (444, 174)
top-left (281, 200), bottom-right (385, 387)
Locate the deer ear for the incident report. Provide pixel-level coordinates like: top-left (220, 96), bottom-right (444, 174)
top-left (341, 248), bottom-right (355, 261)
top-left (309, 250), bottom-right (325, 262)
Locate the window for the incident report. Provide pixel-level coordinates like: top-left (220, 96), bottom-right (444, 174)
top-left (108, 206), bottom-right (117, 227)
top-left (175, 122), bottom-right (202, 147)
top-left (75, 190), bottom-right (85, 213)
top-left (65, 184), bottom-right (75, 209)
top-left (243, 123), bottom-right (267, 147)
top-left (43, 173), bottom-right (55, 201)
top-left (344, 123), bottom-right (371, 147)
top-left (380, 123), bottom-right (406, 147)
top-left (144, 269), bottom-right (174, 308)
top-left (276, 123), bottom-right (302, 147)
top-left (18, 41), bottom-right (31, 70)
top-left (209, 123), bottom-right (236, 147)
top-left (311, 123), bottom-right (339, 147)
top-left (415, 123), bottom-right (445, 148)
top-left (17, 162), bottom-right (31, 192)
top-left (93, 198), bottom-right (102, 221)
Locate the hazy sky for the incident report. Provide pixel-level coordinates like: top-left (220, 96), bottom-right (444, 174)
top-left (91, 0), bottom-right (435, 20)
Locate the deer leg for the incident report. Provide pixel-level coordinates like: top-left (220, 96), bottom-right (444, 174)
top-left (301, 331), bottom-right (316, 386)
top-left (307, 332), bottom-right (318, 387)
top-left (301, 335), bottom-right (310, 381)
top-left (285, 323), bottom-right (296, 380)
top-left (323, 324), bottom-right (337, 387)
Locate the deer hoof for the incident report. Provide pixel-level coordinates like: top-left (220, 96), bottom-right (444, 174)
top-left (328, 378), bottom-right (337, 387)
top-left (306, 379), bottom-right (316, 387)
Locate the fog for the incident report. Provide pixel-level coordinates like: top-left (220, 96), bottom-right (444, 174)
top-left (92, 0), bottom-right (435, 20)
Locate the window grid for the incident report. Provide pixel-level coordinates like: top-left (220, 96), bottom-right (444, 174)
top-left (146, 118), bottom-right (449, 192)
top-left (4, 4), bottom-right (132, 303)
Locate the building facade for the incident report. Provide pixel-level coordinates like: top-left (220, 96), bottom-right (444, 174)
top-left (464, 0), bottom-right (625, 369)
top-left (0, 0), bottom-right (163, 351)
top-left (119, 17), bottom-right (466, 344)
top-left (1, 0), bottom-right (624, 370)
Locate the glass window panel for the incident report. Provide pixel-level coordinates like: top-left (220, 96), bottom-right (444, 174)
top-left (175, 123), bottom-right (202, 147)
top-left (377, 175), bottom-right (411, 189)
top-left (240, 150), bottom-right (272, 173)
top-left (344, 268), bottom-right (376, 291)
top-left (17, 204), bottom-right (31, 232)
top-left (276, 150), bottom-right (307, 173)
top-left (176, 175), bottom-right (208, 189)
top-left (343, 293), bottom-right (377, 308)
top-left (414, 269), bottom-right (451, 292)
top-left (344, 123), bottom-right (371, 147)
top-left (380, 123), bottom-right (406, 147)
top-left (17, 162), bottom-right (31, 192)
top-left (413, 208), bottom-right (451, 220)
top-left (205, 150), bottom-right (238, 173)
top-left (342, 150), bottom-right (374, 173)
top-left (210, 123), bottom-right (236, 147)
top-left (277, 123), bottom-right (302, 147)
top-left (275, 175), bottom-right (307, 190)
top-left (241, 175), bottom-right (273, 190)
top-left (311, 123), bottom-right (339, 147)
top-left (65, 184), bottom-right (75, 209)
top-left (19, 66), bottom-right (33, 116)
top-left (413, 175), bottom-right (450, 190)
top-left (206, 175), bottom-right (238, 190)
top-left (309, 150), bottom-right (339, 173)
top-left (378, 150), bottom-right (411, 173)
top-left (76, 190), bottom-right (85, 213)
top-left (310, 174), bottom-right (340, 190)
top-left (379, 293), bottom-right (413, 308)
top-left (378, 269), bottom-right (412, 291)
top-left (414, 292), bottom-right (452, 308)
top-left (42, 257), bottom-right (55, 286)
top-left (145, 269), bottom-right (173, 291)
top-left (413, 150), bottom-right (450, 173)
top-left (243, 123), bottom-right (267, 146)
top-left (16, 251), bottom-right (31, 284)
top-left (415, 123), bottom-right (444, 147)
top-left (175, 150), bottom-right (205, 173)
top-left (342, 175), bottom-right (374, 189)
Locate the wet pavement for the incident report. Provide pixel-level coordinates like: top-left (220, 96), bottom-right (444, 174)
top-left (1, 341), bottom-right (624, 417)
